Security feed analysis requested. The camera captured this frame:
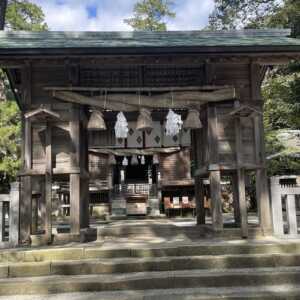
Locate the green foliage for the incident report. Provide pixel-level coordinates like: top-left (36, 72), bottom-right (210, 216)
top-left (5, 0), bottom-right (48, 31)
top-left (209, 0), bottom-right (300, 176)
top-left (0, 100), bottom-right (21, 192)
top-left (263, 71), bottom-right (300, 131)
top-left (208, 0), bottom-right (280, 30)
top-left (208, 0), bottom-right (299, 34)
top-left (0, 1), bottom-right (47, 191)
top-left (124, 0), bottom-right (175, 31)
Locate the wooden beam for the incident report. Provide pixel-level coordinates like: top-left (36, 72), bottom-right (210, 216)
top-left (45, 85), bottom-right (232, 93)
top-left (50, 88), bottom-right (236, 111)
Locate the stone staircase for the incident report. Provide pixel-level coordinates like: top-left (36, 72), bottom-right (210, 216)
top-left (1, 241), bottom-right (300, 298)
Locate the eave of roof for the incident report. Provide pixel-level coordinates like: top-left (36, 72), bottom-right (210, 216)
top-left (0, 29), bottom-right (299, 56)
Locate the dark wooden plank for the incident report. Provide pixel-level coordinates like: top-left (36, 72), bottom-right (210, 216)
top-left (209, 170), bottom-right (223, 231)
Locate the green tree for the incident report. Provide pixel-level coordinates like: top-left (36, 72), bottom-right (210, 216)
top-left (0, 101), bottom-right (21, 192)
top-left (208, 0), bottom-right (300, 176)
top-left (124, 0), bottom-right (175, 31)
top-left (208, 0), bottom-right (299, 35)
top-left (5, 0), bottom-right (48, 31)
top-left (0, 1), bottom-right (48, 191)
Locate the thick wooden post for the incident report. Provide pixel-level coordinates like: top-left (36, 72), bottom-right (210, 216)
top-left (195, 176), bottom-right (205, 225)
top-left (20, 118), bottom-right (32, 243)
top-left (286, 194), bottom-right (297, 235)
top-left (232, 173), bottom-right (241, 225)
top-left (45, 124), bottom-right (52, 240)
top-left (70, 106), bottom-right (81, 235)
top-left (39, 176), bottom-right (46, 233)
top-left (251, 62), bottom-right (273, 235)
top-left (69, 106), bottom-right (89, 234)
top-left (209, 170), bottom-right (223, 231)
top-left (20, 63), bottom-right (33, 244)
top-left (9, 182), bottom-right (20, 247)
top-left (207, 105), bottom-right (223, 231)
top-left (254, 115), bottom-right (273, 235)
top-left (191, 129), bottom-right (205, 225)
top-left (0, 200), bottom-right (5, 242)
top-left (234, 104), bottom-right (248, 238)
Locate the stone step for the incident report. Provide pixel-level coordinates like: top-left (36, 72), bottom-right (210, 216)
top-left (97, 224), bottom-right (263, 239)
top-left (2, 285), bottom-right (300, 300)
top-left (0, 267), bottom-right (300, 295)
top-left (3, 253), bottom-right (300, 278)
top-left (3, 242), bottom-right (300, 263)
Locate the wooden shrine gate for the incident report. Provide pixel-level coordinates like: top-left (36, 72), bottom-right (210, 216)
top-left (0, 29), bottom-right (299, 246)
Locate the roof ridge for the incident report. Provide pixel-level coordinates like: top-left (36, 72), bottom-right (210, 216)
top-left (0, 28), bottom-right (292, 39)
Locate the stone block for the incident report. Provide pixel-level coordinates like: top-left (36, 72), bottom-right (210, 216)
top-left (24, 248), bottom-right (84, 262)
top-left (9, 261), bottom-right (50, 277)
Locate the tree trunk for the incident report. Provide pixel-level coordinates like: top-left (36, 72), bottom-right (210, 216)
top-left (0, 0), bottom-right (8, 30)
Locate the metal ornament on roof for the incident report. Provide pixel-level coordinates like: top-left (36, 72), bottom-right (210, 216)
top-left (115, 112), bottom-right (128, 139)
top-left (165, 109), bottom-right (183, 136)
top-left (183, 109), bottom-right (202, 129)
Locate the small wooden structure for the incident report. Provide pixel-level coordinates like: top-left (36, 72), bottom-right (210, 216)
top-left (0, 29), bottom-right (300, 244)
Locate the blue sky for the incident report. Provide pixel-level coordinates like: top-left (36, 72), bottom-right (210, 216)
top-left (30, 0), bottom-right (215, 31)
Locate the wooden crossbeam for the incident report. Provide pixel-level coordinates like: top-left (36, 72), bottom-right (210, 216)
top-left (50, 87), bottom-right (236, 111)
top-left (45, 85), bottom-right (232, 93)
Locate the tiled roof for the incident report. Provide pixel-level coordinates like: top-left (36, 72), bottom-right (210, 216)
top-left (0, 29), bottom-right (299, 50)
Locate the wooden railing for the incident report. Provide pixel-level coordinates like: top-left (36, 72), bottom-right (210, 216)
top-left (113, 183), bottom-right (157, 198)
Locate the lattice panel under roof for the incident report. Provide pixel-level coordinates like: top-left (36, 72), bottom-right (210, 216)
top-left (80, 65), bottom-right (204, 88)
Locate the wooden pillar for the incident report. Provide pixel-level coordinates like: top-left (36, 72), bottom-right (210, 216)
top-left (19, 63), bottom-right (33, 244)
top-left (0, 201), bottom-right (5, 242)
top-left (209, 170), bottom-right (223, 231)
top-left (195, 176), bottom-right (205, 225)
top-left (80, 112), bottom-right (90, 229)
top-left (20, 118), bottom-right (32, 243)
top-left (254, 115), bottom-right (273, 235)
top-left (9, 182), bottom-right (20, 247)
top-left (236, 169), bottom-right (248, 238)
top-left (191, 129), bottom-right (205, 225)
top-left (286, 194), bottom-right (297, 235)
top-left (69, 106), bottom-right (89, 234)
top-left (234, 104), bottom-right (248, 238)
top-left (251, 62), bottom-right (273, 235)
top-left (45, 123), bottom-right (52, 240)
top-left (270, 177), bottom-right (284, 236)
top-left (70, 106), bottom-right (81, 235)
top-left (31, 196), bottom-right (38, 235)
top-left (232, 173), bottom-right (241, 225)
top-left (207, 105), bottom-right (223, 231)
top-left (39, 176), bottom-right (46, 233)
